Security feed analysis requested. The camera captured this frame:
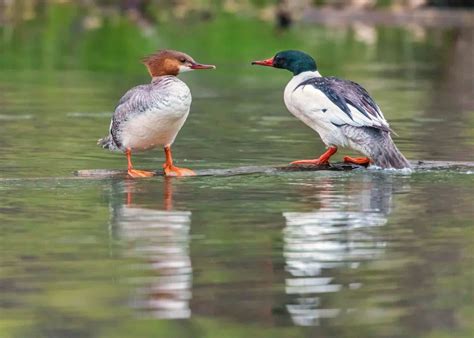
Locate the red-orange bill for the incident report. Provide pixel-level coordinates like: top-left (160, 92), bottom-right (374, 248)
top-left (251, 57), bottom-right (274, 67)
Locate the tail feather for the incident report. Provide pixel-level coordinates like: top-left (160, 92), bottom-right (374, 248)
top-left (341, 126), bottom-right (411, 169)
top-left (97, 135), bottom-right (118, 151)
top-left (370, 133), bottom-right (411, 169)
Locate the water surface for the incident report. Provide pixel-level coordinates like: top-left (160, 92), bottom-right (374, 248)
top-left (1, 5), bottom-right (473, 338)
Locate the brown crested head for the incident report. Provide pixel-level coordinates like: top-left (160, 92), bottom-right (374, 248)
top-left (142, 49), bottom-right (215, 77)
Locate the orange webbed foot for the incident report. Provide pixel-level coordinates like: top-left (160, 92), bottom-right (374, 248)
top-left (163, 164), bottom-right (196, 177)
top-left (290, 147), bottom-right (337, 167)
top-left (127, 169), bottom-right (155, 178)
top-left (343, 156), bottom-right (371, 166)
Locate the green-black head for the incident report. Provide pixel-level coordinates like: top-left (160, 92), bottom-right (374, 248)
top-left (251, 50), bottom-right (317, 76)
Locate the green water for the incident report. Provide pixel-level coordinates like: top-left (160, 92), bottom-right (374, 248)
top-left (1, 4), bottom-right (474, 338)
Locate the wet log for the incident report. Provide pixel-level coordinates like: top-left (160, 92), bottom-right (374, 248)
top-left (74, 160), bottom-right (474, 179)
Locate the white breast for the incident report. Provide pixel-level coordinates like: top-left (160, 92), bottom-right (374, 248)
top-left (121, 78), bottom-right (192, 151)
top-left (284, 71), bottom-right (348, 147)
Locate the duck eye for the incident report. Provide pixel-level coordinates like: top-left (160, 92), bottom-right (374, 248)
top-left (180, 58), bottom-right (186, 63)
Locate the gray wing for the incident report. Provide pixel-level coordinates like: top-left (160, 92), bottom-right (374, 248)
top-left (326, 77), bottom-right (388, 124)
top-left (296, 77), bottom-right (391, 132)
top-left (109, 84), bottom-right (153, 148)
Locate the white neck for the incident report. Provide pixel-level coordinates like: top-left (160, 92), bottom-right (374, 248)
top-left (294, 70), bottom-right (322, 80)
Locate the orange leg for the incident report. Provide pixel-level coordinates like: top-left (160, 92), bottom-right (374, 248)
top-left (126, 148), bottom-right (154, 178)
top-left (290, 146), bottom-right (337, 166)
top-left (162, 146), bottom-right (195, 177)
top-left (343, 156), bottom-right (371, 166)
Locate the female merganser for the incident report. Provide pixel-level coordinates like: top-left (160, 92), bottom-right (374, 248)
top-left (252, 50), bottom-right (410, 169)
top-left (99, 49), bottom-right (215, 177)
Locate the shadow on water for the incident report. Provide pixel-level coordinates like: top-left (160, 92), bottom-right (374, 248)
top-left (283, 174), bottom-right (409, 326)
top-left (110, 179), bottom-right (193, 320)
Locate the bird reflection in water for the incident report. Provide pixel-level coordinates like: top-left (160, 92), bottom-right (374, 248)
top-left (283, 174), bottom-right (409, 326)
top-left (115, 178), bottom-right (192, 319)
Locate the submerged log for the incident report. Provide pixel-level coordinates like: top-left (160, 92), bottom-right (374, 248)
top-left (74, 160), bottom-right (474, 179)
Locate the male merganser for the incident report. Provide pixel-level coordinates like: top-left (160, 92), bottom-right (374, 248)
top-left (252, 50), bottom-right (410, 169)
top-left (99, 49), bottom-right (215, 177)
